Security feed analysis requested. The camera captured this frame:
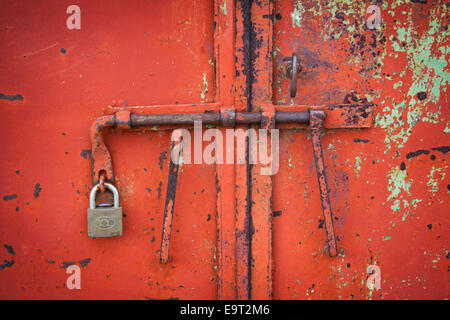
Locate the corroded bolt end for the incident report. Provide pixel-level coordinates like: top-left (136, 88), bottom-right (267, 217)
top-left (115, 111), bottom-right (131, 130)
top-left (219, 109), bottom-right (236, 127)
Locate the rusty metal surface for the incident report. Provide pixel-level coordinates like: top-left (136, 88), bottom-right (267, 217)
top-left (271, 0), bottom-right (449, 300)
top-left (0, 0), bottom-right (448, 300)
top-left (247, 0), bottom-right (275, 300)
top-left (309, 109), bottom-right (338, 257)
top-left (159, 140), bottom-right (182, 264)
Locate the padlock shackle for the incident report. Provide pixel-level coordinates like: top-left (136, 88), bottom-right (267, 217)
top-left (90, 183), bottom-right (119, 209)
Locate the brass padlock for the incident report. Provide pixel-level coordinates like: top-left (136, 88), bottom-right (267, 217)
top-left (87, 182), bottom-right (123, 238)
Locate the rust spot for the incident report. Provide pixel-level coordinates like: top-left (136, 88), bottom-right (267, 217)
top-left (3, 244), bottom-right (15, 256)
top-left (431, 146), bottom-right (450, 154)
top-left (273, 210), bottom-right (282, 217)
top-left (406, 149), bottom-right (430, 159)
top-left (0, 93), bottom-right (23, 101)
top-left (3, 194), bottom-right (17, 201)
top-left (33, 183), bottom-right (42, 199)
top-left (158, 151), bottom-right (168, 170)
top-left (0, 260), bottom-right (14, 270)
top-left (80, 149), bottom-right (91, 159)
top-left (60, 258), bottom-right (91, 268)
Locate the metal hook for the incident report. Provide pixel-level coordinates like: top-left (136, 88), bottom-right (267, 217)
top-left (287, 53), bottom-right (302, 98)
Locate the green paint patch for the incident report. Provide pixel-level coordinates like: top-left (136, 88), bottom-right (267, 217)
top-left (422, 108), bottom-right (443, 124)
top-left (377, 5), bottom-right (449, 153)
top-left (426, 165), bottom-right (447, 195)
top-left (393, 81), bottom-right (403, 89)
top-left (387, 166), bottom-right (413, 201)
top-left (200, 72), bottom-right (208, 102)
top-left (444, 121), bottom-right (450, 134)
top-left (291, 1), bottom-right (305, 28)
top-left (401, 211), bottom-right (412, 222)
top-left (219, 1), bottom-right (227, 15)
top-left (383, 235), bottom-right (392, 241)
top-left (354, 156), bottom-right (362, 176)
top-left (390, 200), bottom-right (401, 213)
top-left (386, 166), bottom-right (422, 219)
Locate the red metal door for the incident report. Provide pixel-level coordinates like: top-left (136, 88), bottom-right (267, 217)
top-left (0, 0), bottom-right (448, 300)
top-left (270, 0), bottom-right (449, 299)
top-left (0, 0), bottom-right (222, 299)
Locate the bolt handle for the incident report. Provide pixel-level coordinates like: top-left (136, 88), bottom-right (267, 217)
top-left (287, 53), bottom-right (302, 98)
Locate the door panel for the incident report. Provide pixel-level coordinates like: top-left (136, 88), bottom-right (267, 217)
top-left (0, 0), bottom-right (217, 299)
top-left (272, 0), bottom-right (448, 299)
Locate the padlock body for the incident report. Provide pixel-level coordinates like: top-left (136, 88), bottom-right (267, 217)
top-left (87, 207), bottom-right (123, 238)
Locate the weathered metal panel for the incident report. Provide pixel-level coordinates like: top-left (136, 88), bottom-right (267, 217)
top-left (272, 0), bottom-right (448, 299)
top-left (0, 0), bottom-right (448, 300)
top-left (0, 0), bottom-right (219, 299)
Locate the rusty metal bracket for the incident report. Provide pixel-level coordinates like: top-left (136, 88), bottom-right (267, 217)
top-left (90, 115), bottom-right (116, 185)
top-left (310, 109), bottom-right (338, 257)
top-left (160, 138), bottom-right (182, 264)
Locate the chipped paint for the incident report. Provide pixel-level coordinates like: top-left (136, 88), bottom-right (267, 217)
top-left (426, 165), bottom-right (447, 196)
top-left (401, 198), bottom-right (423, 221)
top-left (291, 1), bottom-right (305, 28)
top-left (376, 4), bottom-right (449, 152)
top-left (354, 156), bottom-right (362, 176)
top-left (444, 122), bottom-right (450, 134)
top-left (219, 1), bottom-right (227, 15)
top-left (200, 72), bottom-right (208, 102)
top-left (387, 166), bottom-right (412, 202)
